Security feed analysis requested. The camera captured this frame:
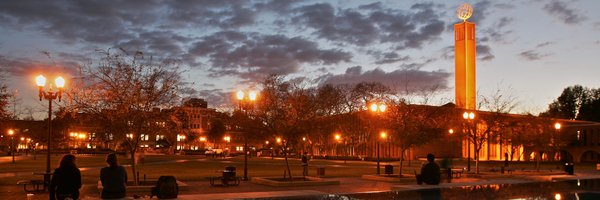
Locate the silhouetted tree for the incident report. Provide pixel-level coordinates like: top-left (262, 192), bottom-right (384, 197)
top-left (68, 49), bottom-right (184, 185)
top-left (253, 75), bottom-right (318, 180)
top-left (0, 74), bottom-right (11, 120)
top-left (540, 85), bottom-right (588, 120)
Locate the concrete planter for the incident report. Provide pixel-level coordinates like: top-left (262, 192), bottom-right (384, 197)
top-left (97, 180), bottom-right (188, 193)
top-left (251, 176), bottom-right (340, 187)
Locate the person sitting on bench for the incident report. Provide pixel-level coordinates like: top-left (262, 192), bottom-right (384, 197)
top-left (416, 154), bottom-right (441, 185)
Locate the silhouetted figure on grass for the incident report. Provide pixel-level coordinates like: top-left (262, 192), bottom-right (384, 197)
top-left (49, 154), bottom-right (81, 200)
top-left (301, 152), bottom-right (309, 176)
top-left (416, 154), bottom-right (441, 185)
top-left (100, 153), bottom-right (128, 199)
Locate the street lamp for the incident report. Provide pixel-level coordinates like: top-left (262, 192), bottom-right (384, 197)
top-left (554, 122), bottom-right (562, 165)
top-left (334, 133), bottom-right (342, 161)
top-left (369, 102), bottom-right (386, 174)
top-left (462, 111), bottom-right (475, 172)
top-left (8, 129), bottom-right (15, 163)
top-left (377, 131), bottom-right (387, 175)
top-left (236, 90), bottom-right (257, 181)
top-left (36, 74), bottom-right (65, 185)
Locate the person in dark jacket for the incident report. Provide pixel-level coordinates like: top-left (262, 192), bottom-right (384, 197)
top-left (416, 153), bottom-right (441, 185)
top-left (100, 153), bottom-right (128, 199)
top-left (49, 154), bottom-right (81, 200)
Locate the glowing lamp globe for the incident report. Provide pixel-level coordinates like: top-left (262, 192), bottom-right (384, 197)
top-left (456, 3), bottom-right (473, 21)
top-left (55, 76), bottom-right (65, 88)
top-left (36, 75), bottom-right (46, 87)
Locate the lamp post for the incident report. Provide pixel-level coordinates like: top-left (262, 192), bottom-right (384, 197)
top-left (462, 111), bottom-right (475, 173)
top-left (369, 102), bottom-right (386, 174)
top-left (334, 133), bottom-right (342, 162)
top-left (377, 131), bottom-right (387, 175)
top-left (236, 90), bottom-right (257, 181)
top-left (36, 74), bottom-right (65, 185)
top-left (8, 129), bottom-right (15, 163)
top-left (223, 135), bottom-right (231, 155)
top-left (554, 122), bottom-right (562, 167)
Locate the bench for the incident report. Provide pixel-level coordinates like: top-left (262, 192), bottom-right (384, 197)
top-left (17, 180), bottom-right (45, 192)
top-left (208, 176), bottom-right (241, 186)
top-left (450, 168), bottom-right (464, 178)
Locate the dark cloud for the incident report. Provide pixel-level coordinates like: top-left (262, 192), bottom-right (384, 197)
top-left (292, 2), bottom-right (445, 48)
top-left (254, 0), bottom-right (299, 14)
top-left (494, 3), bottom-right (515, 10)
top-left (375, 53), bottom-right (411, 65)
top-left (440, 46), bottom-right (454, 60)
top-left (358, 2), bottom-right (382, 10)
top-left (293, 3), bottom-right (378, 46)
top-left (318, 66), bottom-right (450, 93)
top-left (165, 1), bottom-right (256, 29)
top-left (496, 17), bottom-right (514, 29)
top-left (477, 45), bottom-right (495, 61)
top-left (543, 0), bottom-right (586, 25)
top-left (196, 88), bottom-right (231, 109)
top-left (188, 31), bottom-right (351, 80)
top-left (536, 41), bottom-right (554, 48)
top-left (0, 0), bottom-right (164, 44)
top-left (0, 55), bottom-right (78, 77)
top-left (519, 50), bottom-right (550, 61)
top-left (469, 0), bottom-right (493, 25)
top-left (116, 30), bottom-right (192, 57)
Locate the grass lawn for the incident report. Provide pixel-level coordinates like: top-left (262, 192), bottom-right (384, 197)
top-left (1, 154), bottom-right (597, 185)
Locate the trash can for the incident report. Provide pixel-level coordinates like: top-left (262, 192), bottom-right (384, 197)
top-left (385, 165), bottom-right (394, 175)
top-left (317, 166), bottom-right (325, 177)
top-left (223, 166), bottom-right (236, 184)
top-left (564, 163), bottom-right (574, 175)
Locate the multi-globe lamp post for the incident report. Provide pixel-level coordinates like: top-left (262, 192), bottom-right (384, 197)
top-left (462, 111), bottom-right (475, 172)
top-left (369, 102), bottom-right (386, 174)
top-left (36, 74), bottom-right (65, 186)
top-left (236, 90), bottom-right (257, 181)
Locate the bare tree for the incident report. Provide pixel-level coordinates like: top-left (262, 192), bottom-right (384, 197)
top-left (469, 87), bottom-right (519, 174)
top-left (68, 49), bottom-right (184, 185)
top-left (253, 75), bottom-right (319, 180)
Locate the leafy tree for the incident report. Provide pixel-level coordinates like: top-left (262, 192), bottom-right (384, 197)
top-left (69, 49), bottom-right (184, 185)
top-left (541, 85), bottom-right (588, 120)
top-left (578, 88), bottom-right (600, 122)
top-left (207, 113), bottom-right (227, 148)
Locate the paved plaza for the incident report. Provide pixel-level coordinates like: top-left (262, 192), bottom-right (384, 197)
top-left (1, 155), bottom-right (599, 200)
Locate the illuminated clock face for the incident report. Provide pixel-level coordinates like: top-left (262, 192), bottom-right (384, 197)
top-left (456, 3), bottom-right (473, 21)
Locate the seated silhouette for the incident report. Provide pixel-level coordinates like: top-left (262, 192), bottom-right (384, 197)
top-left (416, 154), bottom-right (441, 185)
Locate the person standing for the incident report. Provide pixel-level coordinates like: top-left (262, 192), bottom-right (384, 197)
top-left (416, 154), bottom-right (441, 185)
top-left (301, 152), bottom-right (310, 176)
top-left (504, 152), bottom-right (509, 167)
top-left (100, 153), bottom-right (128, 199)
top-left (49, 154), bottom-right (82, 200)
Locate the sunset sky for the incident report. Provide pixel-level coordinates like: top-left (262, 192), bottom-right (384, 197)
top-left (0, 0), bottom-right (599, 119)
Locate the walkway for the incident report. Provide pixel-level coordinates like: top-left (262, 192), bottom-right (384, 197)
top-left (4, 171), bottom-right (600, 200)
